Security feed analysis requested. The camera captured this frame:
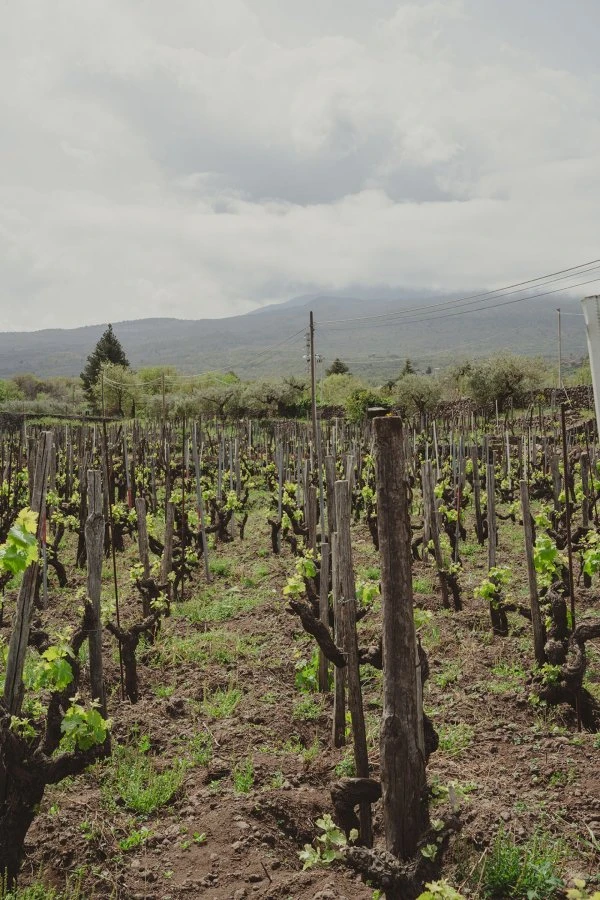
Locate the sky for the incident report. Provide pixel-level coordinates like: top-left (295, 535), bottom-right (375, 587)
top-left (1, 0), bottom-right (599, 330)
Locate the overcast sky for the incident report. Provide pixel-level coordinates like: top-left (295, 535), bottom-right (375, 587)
top-left (1, 0), bottom-right (599, 330)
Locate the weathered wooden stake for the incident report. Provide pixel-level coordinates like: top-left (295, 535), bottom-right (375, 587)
top-left (86, 470), bottom-right (107, 716)
top-left (334, 480), bottom-right (372, 847)
top-left (374, 417), bottom-right (428, 860)
top-left (520, 480), bottom-right (546, 667)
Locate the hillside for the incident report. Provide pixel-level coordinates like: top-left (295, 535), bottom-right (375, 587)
top-left (0, 292), bottom-right (587, 381)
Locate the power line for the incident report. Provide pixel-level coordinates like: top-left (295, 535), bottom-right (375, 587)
top-left (317, 258), bottom-right (600, 328)
top-left (317, 274), bottom-right (600, 332)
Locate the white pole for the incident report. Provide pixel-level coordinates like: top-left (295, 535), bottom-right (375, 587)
top-left (581, 295), bottom-right (600, 431)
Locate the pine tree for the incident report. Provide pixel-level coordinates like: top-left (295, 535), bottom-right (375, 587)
top-left (326, 358), bottom-right (350, 376)
top-left (80, 324), bottom-right (129, 408)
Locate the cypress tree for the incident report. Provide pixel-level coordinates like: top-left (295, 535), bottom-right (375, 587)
top-left (81, 324), bottom-right (129, 407)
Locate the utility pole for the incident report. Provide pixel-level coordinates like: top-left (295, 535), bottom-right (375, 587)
top-left (557, 308), bottom-right (562, 388)
top-left (309, 312), bottom-right (326, 537)
top-left (101, 370), bottom-right (105, 418)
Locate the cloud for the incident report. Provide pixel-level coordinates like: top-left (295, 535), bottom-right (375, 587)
top-left (0, 0), bottom-right (599, 330)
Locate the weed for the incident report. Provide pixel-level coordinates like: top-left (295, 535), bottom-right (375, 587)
top-left (176, 588), bottom-right (261, 623)
top-left (103, 748), bottom-right (186, 815)
top-left (0, 875), bottom-right (86, 899)
top-left (270, 771), bottom-right (285, 789)
top-left (438, 723), bottom-right (474, 756)
top-left (118, 826), bottom-right (151, 852)
top-left (208, 558), bottom-right (233, 578)
top-left (233, 757), bottom-right (254, 793)
top-left (489, 661), bottom-right (526, 694)
top-left (335, 752), bottom-right (356, 777)
top-left (152, 683), bottom-right (175, 699)
top-left (474, 828), bottom-right (564, 898)
top-left (201, 685), bottom-right (242, 719)
top-left (188, 731), bottom-right (213, 767)
top-left (294, 649), bottom-right (321, 693)
top-left (292, 696), bottom-right (323, 722)
top-left (302, 735), bottom-right (321, 765)
top-left (413, 576), bottom-right (434, 594)
top-left (433, 661), bottom-right (462, 689)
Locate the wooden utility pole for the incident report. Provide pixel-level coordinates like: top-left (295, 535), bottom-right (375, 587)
top-left (373, 417), bottom-right (428, 860)
top-left (557, 308), bottom-right (562, 388)
top-left (309, 311), bottom-right (326, 535)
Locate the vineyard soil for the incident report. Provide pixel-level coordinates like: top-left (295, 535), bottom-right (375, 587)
top-left (9, 486), bottom-right (600, 898)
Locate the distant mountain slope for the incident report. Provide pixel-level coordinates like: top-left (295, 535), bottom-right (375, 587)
top-left (0, 292), bottom-right (588, 380)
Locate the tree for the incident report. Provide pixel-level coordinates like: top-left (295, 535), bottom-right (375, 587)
top-left (466, 354), bottom-right (544, 411)
top-left (400, 358), bottom-right (415, 377)
top-left (320, 373), bottom-right (363, 406)
top-left (344, 388), bottom-right (390, 424)
top-left (91, 365), bottom-right (138, 417)
top-left (326, 358), bottom-right (350, 376)
top-left (393, 374), bottom-right (441, 417)
top-left (81, 325), bottom-right (129, 409)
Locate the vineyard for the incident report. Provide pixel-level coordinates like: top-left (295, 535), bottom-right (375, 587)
top-left (1, 406), bottom-right (600, 900)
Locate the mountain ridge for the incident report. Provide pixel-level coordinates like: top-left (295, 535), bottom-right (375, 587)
top-left (0, 292), bottom-right (587, 381)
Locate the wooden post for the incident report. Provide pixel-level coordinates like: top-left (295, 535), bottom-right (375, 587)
top-left (422, 462), bottom-right (450, 608)
top-left (318, 539), bottom-right (330, 692)
top-left (331, 533), bottom-right (346, 748)
top-left (471, 444), bottom-right (485, 545)
top-left (135, 497), bottom-right (151, 580)
top-left (581, 452), bottom-right (591, 529)
top-left (191, 425), bottom-right (211, 583)
top-left (324, 455), bottom-right (337, 536)
top-left (334, 480), bottom-right (372, 847)
top-left (4, 431), bottom-right (52, 715)
top-left (160, 500), bottom-right (175, 584)
top-left (520, 480), bottom-right (546, 667)
top-left (307, 485), bottom-right (317, 552)
top-left (486, 455), bottom-right (497, 569)
top-left (86, 470), bottom-right (107, 716)
top-left (550, 452), bottom-right (562, 512)
top-left (374, 418), bottom-right (428, 860)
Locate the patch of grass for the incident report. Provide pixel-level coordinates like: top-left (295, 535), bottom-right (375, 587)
top-left (302, 735), bottom-right (321, 765)
top-left (175, 587), bottom-right (262, 623)
top-left (433, 661), bottom-right (462, 689)
top-left (438, 723), bottom-right (474, 756)
top-left (278, 735), bottom-right (304, 754)
top-left (414, 608), bottom-right (441, 648)
top-left (104, 748), bottom-right (187, 816)
top-left (152, 683), bottom-right (175, 698)
top-left (187, 731), bottom-right (213, 767)
top-left (270, 771), bottom-right (285, 789)
top-left (253, 563), bottom-right (271, 579)
top-left (489, 661), bottom-right (526, 694)
top-left (150, 633), bottom-right (208, 667)
top-left (363, 566), bottom-right (381, 581)
top-left (118, 826), bottom-right (151, 852)
top-left (334, 752), bottom-right (356, 777)
top-left (201, 685), bottom-right (242, 719)
top-left (292, 696), bottom-right (323, 722)
top-left (413, 575), bottom-right (434, 594)
top-left (233, 756), bottom-right (254, 793)
top-left (208, 558), bottom-right (233, 577)
top-left (0, 878), bottom-right (86, 899)
top-left (474, 828), bottom-right (565, 898)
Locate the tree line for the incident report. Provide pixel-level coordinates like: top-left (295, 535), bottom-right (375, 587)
top-left (0, 324), bottom-right (591, 422)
